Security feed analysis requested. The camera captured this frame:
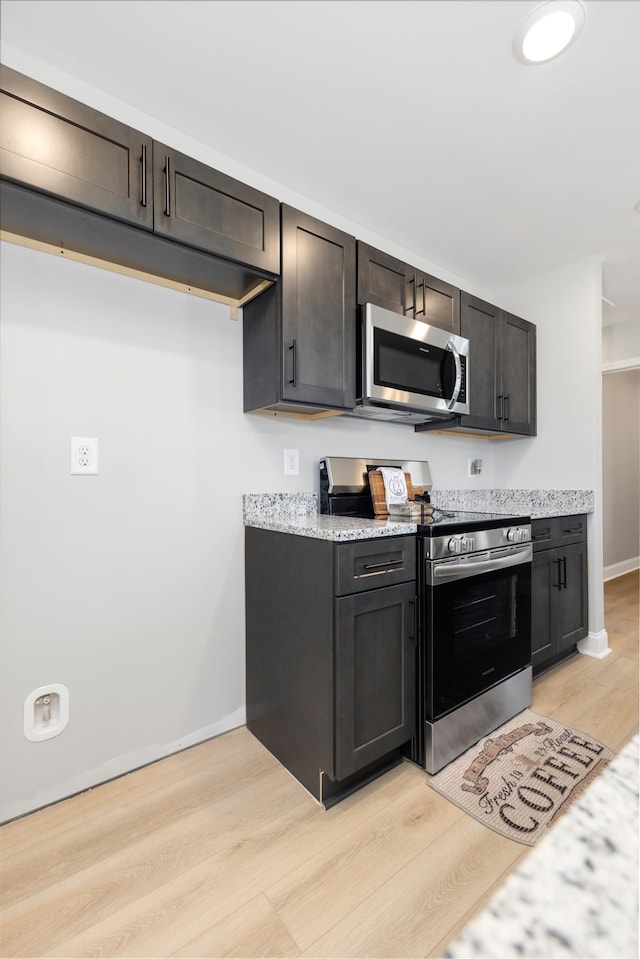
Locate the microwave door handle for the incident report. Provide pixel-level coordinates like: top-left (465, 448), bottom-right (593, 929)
top-left (445, 341), bottom-right (462, 409)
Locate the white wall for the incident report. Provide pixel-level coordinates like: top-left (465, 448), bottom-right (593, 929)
top-left (602, 319), bottom-right (640, 364)
top-left (601, 316), bottom-right (640, 577)
top-left (602, 370), bottom-right (640, 574)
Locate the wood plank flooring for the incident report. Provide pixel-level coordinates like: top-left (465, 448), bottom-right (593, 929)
top-left (1, 572), bottom-right (638, 958)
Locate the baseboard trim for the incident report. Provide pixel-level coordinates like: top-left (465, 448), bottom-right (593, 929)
top-left (604, 557), bottom-right (640, 581)
top-left (1, 706), bottom-right (247, 824)
top-left (578, 629), bottom-right (611, 659)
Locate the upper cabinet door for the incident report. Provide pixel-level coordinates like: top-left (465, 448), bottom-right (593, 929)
top-left (413, 270), bottom-right (461, 334)
top-left (0, 65), bottom-right (152, 230)
top-left (500, 312), bottom-right (537, 436)
top-left (356, 243), bottom-right (461, 334)
top-left (460, 292), bottom-right (501, 430)
top-left (152, 143), bottom-right (279, 274)
top-left (281, 205), bottom-right (356, 410)
top-left (357, 242), bottom-right (413, 315)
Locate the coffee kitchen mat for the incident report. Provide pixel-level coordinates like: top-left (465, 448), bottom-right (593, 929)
top-left (427, 709), bottom-right (615, 846)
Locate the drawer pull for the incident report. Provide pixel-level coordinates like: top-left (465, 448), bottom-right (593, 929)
top-left (564, 526), bottom-right (583, 533)
top-left (362, 559), bottom-right (403, 571)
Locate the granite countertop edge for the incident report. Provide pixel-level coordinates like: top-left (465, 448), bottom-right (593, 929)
top-left (243, 490), bottom-right (595, 541)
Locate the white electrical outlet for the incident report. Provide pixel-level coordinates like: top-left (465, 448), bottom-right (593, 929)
top-left (71, 436), bottom-right (99, 474)
top-left (284, 448), bottom-right (299, 476)
top-left (468, 458), bottom-right (483, 477)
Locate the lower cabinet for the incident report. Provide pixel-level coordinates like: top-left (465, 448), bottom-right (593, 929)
top-left (531, 515), bottom-right (588, 674)
top-left (245, 528), bottom-right (416, 806)
top-left (335, 582), bottom-right (416, 781)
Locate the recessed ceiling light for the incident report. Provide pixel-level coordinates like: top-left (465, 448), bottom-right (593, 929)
top-left (514, 1), bottom-right (586, 65)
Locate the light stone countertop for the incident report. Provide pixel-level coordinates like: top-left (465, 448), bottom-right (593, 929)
top-left (243, 490), bottom-right (594, 541)
top-left (445, 734), bottom-right (639, 958)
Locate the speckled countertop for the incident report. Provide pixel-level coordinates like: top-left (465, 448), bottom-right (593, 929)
top-left (243, 490), bottom-right (594, 541)
top-left (445, 734), bottom-right (639, 959)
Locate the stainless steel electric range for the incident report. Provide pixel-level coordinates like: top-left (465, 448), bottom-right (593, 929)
top-left (320, 456), bottom-right (533, 774)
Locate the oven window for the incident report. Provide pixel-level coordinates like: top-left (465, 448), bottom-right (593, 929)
top-left (426, 566), bottom-right (531, 719)
top-left (454, 577), bottom-right (516, 658)
top-left (375, 328), bottom-right (455, 398)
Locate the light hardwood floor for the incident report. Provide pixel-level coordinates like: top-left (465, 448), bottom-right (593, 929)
top-left (1, 572), bottom-right (638, 959)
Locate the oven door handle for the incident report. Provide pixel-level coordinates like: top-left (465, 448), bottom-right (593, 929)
top-left (431, 545), bottom-right (532, 582)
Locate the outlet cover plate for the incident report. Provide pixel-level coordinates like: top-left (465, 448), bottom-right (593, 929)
top-left (71, 436), bottom-right (99, 475)
top-left (284, 448), bottom-right (299, 476)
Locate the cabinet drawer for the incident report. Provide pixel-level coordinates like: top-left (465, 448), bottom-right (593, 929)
top-left (532, 514), bottom-right (587, 551)
top-left (335, 537), bottom-right (416, 596)
top-left (555, 514), bottom-right (587, 546)
top-left (531, 519), bottom-right (555, 551)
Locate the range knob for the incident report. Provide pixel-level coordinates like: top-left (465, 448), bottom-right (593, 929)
top-left (506, 527), bottom-right (528, 543)
top-left (448, 535), bottom-right (474, 554)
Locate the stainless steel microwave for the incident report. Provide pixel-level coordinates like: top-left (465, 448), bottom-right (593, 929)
top-left (353, 303), bottom-right (470, 424)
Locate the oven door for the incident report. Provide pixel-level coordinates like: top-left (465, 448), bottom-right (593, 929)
top-left (424, 545), bottom-right (532, 720)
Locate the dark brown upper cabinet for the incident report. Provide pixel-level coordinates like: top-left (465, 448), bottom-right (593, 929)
top-left (152, 143), bottom-right (279, 274)
top-left (417, 292), bottom-right (536, 437)
top-left (461, 294), bottom-right (536, 435)
top-left (0, 64), bottom-right (153, 230)
top-left (499, 310), bottom-right (537, 435)
top-left (459, 294), bottom-right (502, 430)
top-left (0, 65), bottom-right (280, 307)
top-left (243, 205), bottom-right (356, 415)
top-left (412, 270), bottom-right (461, 335)
top-left (357, 242), bottom-right (460, 334)
top-left (357, 242), bottom-right (414, 316)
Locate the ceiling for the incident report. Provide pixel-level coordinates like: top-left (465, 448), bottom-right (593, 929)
top-left (2, 0), bottom-right (639, 327)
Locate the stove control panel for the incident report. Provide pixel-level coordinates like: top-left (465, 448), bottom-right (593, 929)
top-left (448, 535), bottom-right (475, 554)
top-left (506, 527), bottom-right (529, 543)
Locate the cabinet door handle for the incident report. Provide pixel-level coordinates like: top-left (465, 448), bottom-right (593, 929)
top-left (410, 276), bottom-right (417, 316)
top-left (288, 339), bottom-right (296, 386)
top-left (554, 558), bottom-right (563, 590)
top-left (140, 144), bottom-right (147, 208)
top-left (411, 595), bottom-right (419, 645)
top-left (164, 155), bottom-right (171, 216)
top-left (415, 279), bottom-right (426, 316)
top-left (561, 556), bottom-right (568, 589)
top-left (504, 393), bottom-right (510, 423)
top-left (497, 394), bottom-right (504, 421)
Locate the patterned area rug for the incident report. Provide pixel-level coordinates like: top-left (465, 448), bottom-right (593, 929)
top-left (428, 709), bottom-right (615, 846)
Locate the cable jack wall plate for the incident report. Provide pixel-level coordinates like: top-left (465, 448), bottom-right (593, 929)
top-left (24, 684), bottom-right (70, 741)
